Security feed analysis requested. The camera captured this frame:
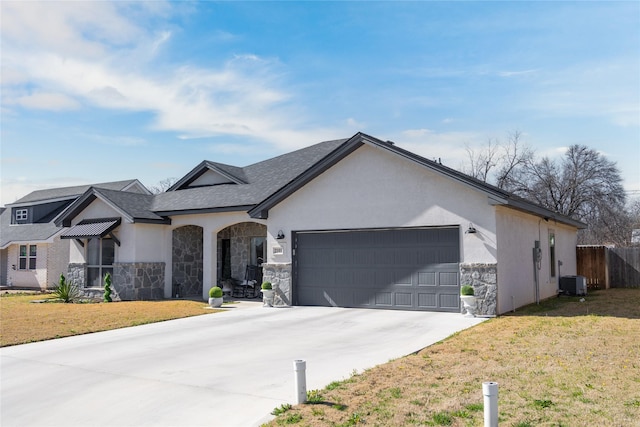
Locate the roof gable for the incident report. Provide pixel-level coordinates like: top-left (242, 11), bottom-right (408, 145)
top-left (169, 161), bottom-right (247, 191)
top-left (248, 132), bottom-right (586, 229)
top-left (55, 188), bottom-right (168, 227)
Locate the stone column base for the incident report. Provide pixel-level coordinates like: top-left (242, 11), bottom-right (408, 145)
top-left (460, 263), bottom-right (497, 316)
top-left (262, 263), bottom-right (292, 307)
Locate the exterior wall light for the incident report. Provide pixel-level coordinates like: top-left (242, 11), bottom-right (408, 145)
top-left (276, 230), bottom-right (285, 239)
top-left (466, 223), bottom-right (477, 234)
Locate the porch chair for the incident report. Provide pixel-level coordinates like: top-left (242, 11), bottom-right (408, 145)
top-left (233, 265), bottom-right (262, 298)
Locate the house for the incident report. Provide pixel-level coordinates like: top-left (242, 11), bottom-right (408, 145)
top-left (0, 180), bottom-right (150, 289)
top-left (53, 133), bottom-right (585, 315)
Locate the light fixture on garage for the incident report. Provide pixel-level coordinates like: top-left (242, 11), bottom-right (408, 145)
top-left (466, 223), bottom-right (477, 234)
top-left (276, 230), bottom-right (285, 239)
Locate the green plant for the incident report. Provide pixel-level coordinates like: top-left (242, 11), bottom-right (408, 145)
top-left (306, 389), bottom-right (324, 404)
top-left (261, 282), bottom-right (272, 290)
top-left (460, 285), bottom-right (474, 296)
top-left (208, 286), bottom-right (223, 298)
top-left (432, 411), bottom-right (453, 425)
top-left (103, 273), bottom-right (112, 302)
top-left (278, 413), bottom-right (302, 424)
top-left (271, 403), bottom-right (292, 415)
top-left (533, 399), bottom-right (553, 409)
top-left (53, 273), bottom-right (80, 303)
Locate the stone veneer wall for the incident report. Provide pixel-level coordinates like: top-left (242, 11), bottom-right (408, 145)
top-left (218, 222), bottom-right (266, 281)
top-left (172, 225), bottom-right (203, 297)
top-left (262, 263), bottom-right (292, 306)
top-left (460, 263), bottom-right (497, 316)
top-left (67, 262), bottom-right (164, 301)
top-left (112, 262), bottom-right (165, 300)
top-left (67, 263), bottom-right (85, 289)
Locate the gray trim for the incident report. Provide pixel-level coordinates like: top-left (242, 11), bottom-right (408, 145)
top-left (154, 205), bottom-right (255, 217)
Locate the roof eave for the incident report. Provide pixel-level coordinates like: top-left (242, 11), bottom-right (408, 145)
top-left (155, 205), bottom-right (255, 217)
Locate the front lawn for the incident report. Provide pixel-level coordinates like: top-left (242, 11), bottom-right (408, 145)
top-left (266, 289), bottom-right (640, 426)
top-left (0, 292), bottom-right (219, 347)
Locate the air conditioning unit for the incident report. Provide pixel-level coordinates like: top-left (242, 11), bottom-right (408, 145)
top-left (559, 275), bottom-right (587, 296)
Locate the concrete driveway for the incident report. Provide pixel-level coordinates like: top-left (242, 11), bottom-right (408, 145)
top-left (1, 304), bottom-right (485, 427)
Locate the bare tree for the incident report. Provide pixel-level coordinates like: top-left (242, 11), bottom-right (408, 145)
top-left (463, 138), bottom-right (499, 182)
top-left (494, 130), bottom-right (534, 191)
top-left (149, 177), bottom-right (178, 194)
top-left (462, 135), bottom-right (630, 245)
top-left (463, 131), bottom-right (533, 189)
top-left (510, 145), bottom-right (628, 245)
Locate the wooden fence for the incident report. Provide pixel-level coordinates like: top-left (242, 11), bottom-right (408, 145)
top-left (577, 246), bottom-right (640, 289)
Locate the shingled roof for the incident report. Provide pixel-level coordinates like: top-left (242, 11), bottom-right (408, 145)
top-left (1, 179), bottom-right (151, 248)
top-left (10, 180), bottom-right (146, 205)
top-left (151, 138), bottom-right (348, 214)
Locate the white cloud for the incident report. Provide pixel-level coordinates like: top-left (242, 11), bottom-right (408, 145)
top-left (1, 1), bottom-right (143, 58)
top-left (527, 59), bottom-right (639, 128)
top-left (498, 69), bottom-right (538, 78)
top-left (13, 92), bottom-right (80, 111)
top-left (395, 128), bottom-right (486, 168)
top-left (0, 1), bottom-right (337, 152)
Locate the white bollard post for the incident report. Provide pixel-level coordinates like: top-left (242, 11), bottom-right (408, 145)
top-left (483, 381), bottom-right (498, 427)
top-left (294, 359), bottom-right (307, 404)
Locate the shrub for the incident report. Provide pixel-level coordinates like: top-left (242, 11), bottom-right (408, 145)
top-left (103, 273), bottom-right (112, 302)
top-left (460, 285), bottom-right (474, 296)
top-left (209, 286), bottom-right (223, 298)
top-left (53, 273), bottom-right (81, 303)
top-left (261, 282), bottom-right (272, 290)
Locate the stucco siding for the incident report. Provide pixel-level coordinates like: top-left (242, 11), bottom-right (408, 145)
top-left (267, 144), bottom-right (497, 265)
top-left (495, 206), bottom-right (578, 314)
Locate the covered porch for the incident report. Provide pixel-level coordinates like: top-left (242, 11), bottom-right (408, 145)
top-left (169, 220), bottom-right (267, 300)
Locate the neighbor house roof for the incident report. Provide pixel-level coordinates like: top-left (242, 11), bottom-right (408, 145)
top-left (0, 209), bottom-right (60, 248)
top-left (9, 179), bottom-right (148, 206)
top-left (1, 179), bottom-right (152, 248)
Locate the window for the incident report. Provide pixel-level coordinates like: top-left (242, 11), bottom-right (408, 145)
top-left (86, 238), bottom-right (115, 287)
top-left (250, 237), bottom-right (266, 266)
top-left (18, 244), bottom-right (37, 270)
top-left (549, 231), bottom-right (556, 278)
top-left (15, 209), bottom-right (27, 221)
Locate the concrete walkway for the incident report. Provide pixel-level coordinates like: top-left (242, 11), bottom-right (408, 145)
top-left (1, 305), bottom-right (486, 427)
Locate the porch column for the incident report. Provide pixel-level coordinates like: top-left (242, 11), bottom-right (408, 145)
top-left (202, 227), bottom-right (217, 300)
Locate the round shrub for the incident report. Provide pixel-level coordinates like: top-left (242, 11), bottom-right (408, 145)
top-left (460, 285), bottom-right (474, 296)
top-left (261, 282), bottom-right (272, 290)
top-left (209, 286), bottom-right (223, 298)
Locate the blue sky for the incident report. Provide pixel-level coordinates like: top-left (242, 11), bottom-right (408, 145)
top-left (1, 1), bottom-right (639, 206)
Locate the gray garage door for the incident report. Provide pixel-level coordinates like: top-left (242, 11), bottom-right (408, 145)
top-left (293, 227), bottom-right (460, 312)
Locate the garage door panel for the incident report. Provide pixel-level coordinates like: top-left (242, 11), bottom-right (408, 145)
top-left (439, 271), bottom-right (459, 286)
top-left (394, 249), bottom-right (417, 265)
top-left (439, 293), bottom-right (461, 310)
top-left (394, 292), bottom-right (413, 307)
top-left (295, 227), bottom-right (460, 312)
top-left (394, 270), bottom-right (413, 286)
top-left (298, 268), bottom-right (334, 287)
top-left (374, 291), bottom-right (393, 306)
top-left (418, 272), bottom-right (436, 286)
top-left (418, 292), bottom-right (437, 308)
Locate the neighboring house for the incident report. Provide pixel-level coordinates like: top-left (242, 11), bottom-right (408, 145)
top-left (0, 180), bottom-right (150, 289)
top-left (54, 133), bottom-right (585, 315)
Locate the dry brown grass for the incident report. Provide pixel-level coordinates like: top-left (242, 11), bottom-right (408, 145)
top-left (0, 292), bottom-right (219, 347)
top-left (266, 289), bottom-right (640, 427)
